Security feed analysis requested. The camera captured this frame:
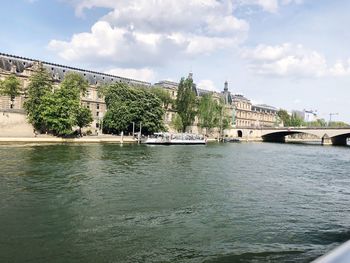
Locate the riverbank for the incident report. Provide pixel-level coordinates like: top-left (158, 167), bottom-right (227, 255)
top-left (0, 136), bottom-right (258, 144)
top-left (0, 135), bottom-right (137, 143)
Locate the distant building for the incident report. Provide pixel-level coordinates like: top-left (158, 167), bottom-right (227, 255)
top-left (292, 109), bottom-right (318, 122)
top-left (304, 110), bottom-right (318, 122)
top-left (222, 83), bottom-right (278, 128)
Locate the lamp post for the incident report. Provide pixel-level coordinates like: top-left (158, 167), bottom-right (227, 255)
top-left (138, 122), bottom-right (142, 144)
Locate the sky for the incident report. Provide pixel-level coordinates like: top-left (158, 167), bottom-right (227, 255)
top-left (1, 0), bottom-right (350, 122)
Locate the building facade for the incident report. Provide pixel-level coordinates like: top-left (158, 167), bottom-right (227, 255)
top-left (0, 53), bottom-right (278, 134)
top-left (222, 82), bottom-right (277, 128)
top-left (0, 53), bottom-right (151, 133)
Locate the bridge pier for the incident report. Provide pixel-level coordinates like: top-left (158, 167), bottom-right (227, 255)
top-left (321, 135), bottom-right (332, 146)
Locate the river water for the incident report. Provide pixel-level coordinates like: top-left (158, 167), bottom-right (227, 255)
top-left (0, 142), bottom-right (350, 262)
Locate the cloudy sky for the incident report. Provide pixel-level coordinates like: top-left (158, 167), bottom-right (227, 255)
top-left (1, 0), bottom-right (350, 121)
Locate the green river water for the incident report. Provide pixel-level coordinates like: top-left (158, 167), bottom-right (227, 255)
top-left (0, 142), bottom-right (350, 262)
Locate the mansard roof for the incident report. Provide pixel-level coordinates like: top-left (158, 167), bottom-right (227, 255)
top-left (232, 94), bottom-right (251, 102)
top-left (196, 88), bottom-right (213, 97)
top-left (0, 52), bottom-right (151, 87)
top-left (153, 80), bottom-right (178, 89)
top-left (252, 104), bottom-right (278, 112)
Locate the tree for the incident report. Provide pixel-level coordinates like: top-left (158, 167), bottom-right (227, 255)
top-left (24, 65), bottom-right (53, 131)
top-left (0, 74), bottom-right (21, 109)
top-left (150, 87), bottom-right (173, 109)
top-left (290, 113), bottom-right (305, 127)
top-left (277, 109), bottom-right (291, 127)
top-left (197, 93), bottom-right (221, 134)
top-left (76, 106), bottom-right (94, 136)
top-left (170, 113), bottom-right (183, 132)
top-left (35, 72), bottom-right (91, 136)
top-left (175, 76), bottom-right (197, 132)
top-left (102, 83), bottom-right (166, 135)
top-left (328, 121), bottom-right (350, 128)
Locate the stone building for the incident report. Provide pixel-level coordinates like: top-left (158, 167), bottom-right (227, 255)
top-left (222, 82), bottom-right (277, 128)
top-left (154, 74), bottom-right (223, 132)
top-left (0, 52), bottom-right (278, 134)
top-left (152, 80), bottom-right (178, 125)
top-left (155, 77), bottom-right (278, 130)
top-left (0, 53), bottom-right (150, 133)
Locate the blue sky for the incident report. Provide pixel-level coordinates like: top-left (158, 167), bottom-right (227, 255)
top-left (1, 0), bottom-right (350, 122)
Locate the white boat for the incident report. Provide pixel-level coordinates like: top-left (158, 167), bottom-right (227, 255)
top-left (144, 133), bottom-right (207, 145)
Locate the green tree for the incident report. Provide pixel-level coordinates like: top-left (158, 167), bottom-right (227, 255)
top-left (150, 87), bottom-right (173, 109)
top-left (175, 76), bottom-right (197, 132)
top-left (277, 109), bottom-right (291, 127)
top-left (197, 93), bottom-right (221, 134)
top-left (24, 65), bottom-right (53, 131)
top-left (170, 113), bottom-right (183, 132)
top-left (76, 106), bottom-right (94, 136)
top-left (0, 74), bottom-right (21, 109)
top-left (102, 83), bottom-right (165, 135)
top-left (290, 113), bottom-right (305, 127)
top-left (39, 73), bottom-right (91, 136)
top-left (328, 121), bottom-right (350, 128)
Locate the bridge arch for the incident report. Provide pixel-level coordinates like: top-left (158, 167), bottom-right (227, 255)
top-left (330, 133), bottom-right (350, 146)
top-left (262, 129), bottom-right (350, 146)
top-left (262, 131), bottom-right (304, 143)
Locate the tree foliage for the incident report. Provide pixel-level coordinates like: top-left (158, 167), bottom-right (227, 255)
top-left (328, 121), bottom-right (350, 128)
top-left (150, 87), bottom-right (173, 109)
top-left (0, 74), bottom-right (21, 109)
top-left (24, 69), bottom-right (93, 136)
top-left (76, 106), bottom-right (93, 136)
top-left (170, 113), bottom-right (183, 132)
top-left (277, 109), bottom-right (305, 127)
top-left (102, 83), bottom-right (166, 135)
top-left (24, 65), bottom-right (53, 131)
top-left (197, 93), bottom-right (221, 133)
top-left (42, 73), bottom-right (91, 135)
top-left (175, 76), bottom-right (197, 132)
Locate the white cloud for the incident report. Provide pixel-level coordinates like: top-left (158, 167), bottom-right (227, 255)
top-left (238, 0), bottom-right (303, 13)
top-left (197, 79), bottom-right (219, 92)
top-left (50, 0), bottom-right (249, 68)
top-left (105, 67), bottom-right (156, 82)
top-left (242, 43), bottom-right (350, 78)
top-left (328, 59), bottom-right (350, 77)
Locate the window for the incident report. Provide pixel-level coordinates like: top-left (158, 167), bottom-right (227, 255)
top-left (96, 123), bottom-right (99, 128)
top-left (96, 104), bottom-right (100, 110)
top-left (96, 112), bottom-right (99, 117)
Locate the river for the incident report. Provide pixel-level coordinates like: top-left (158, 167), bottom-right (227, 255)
top-left (0, 142), bottom-right (350, 262)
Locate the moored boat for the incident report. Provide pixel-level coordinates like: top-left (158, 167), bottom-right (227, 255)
top-left (223, 137), bottom-right (241, 143)
top-left (144, 133), bottom-right (207, 145)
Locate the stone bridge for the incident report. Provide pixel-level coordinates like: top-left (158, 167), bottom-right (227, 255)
top-left (261, 127), bottom-right (350, 146)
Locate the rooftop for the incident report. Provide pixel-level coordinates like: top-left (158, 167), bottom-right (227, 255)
top-left (0, 52), bottom-right (151, 87)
